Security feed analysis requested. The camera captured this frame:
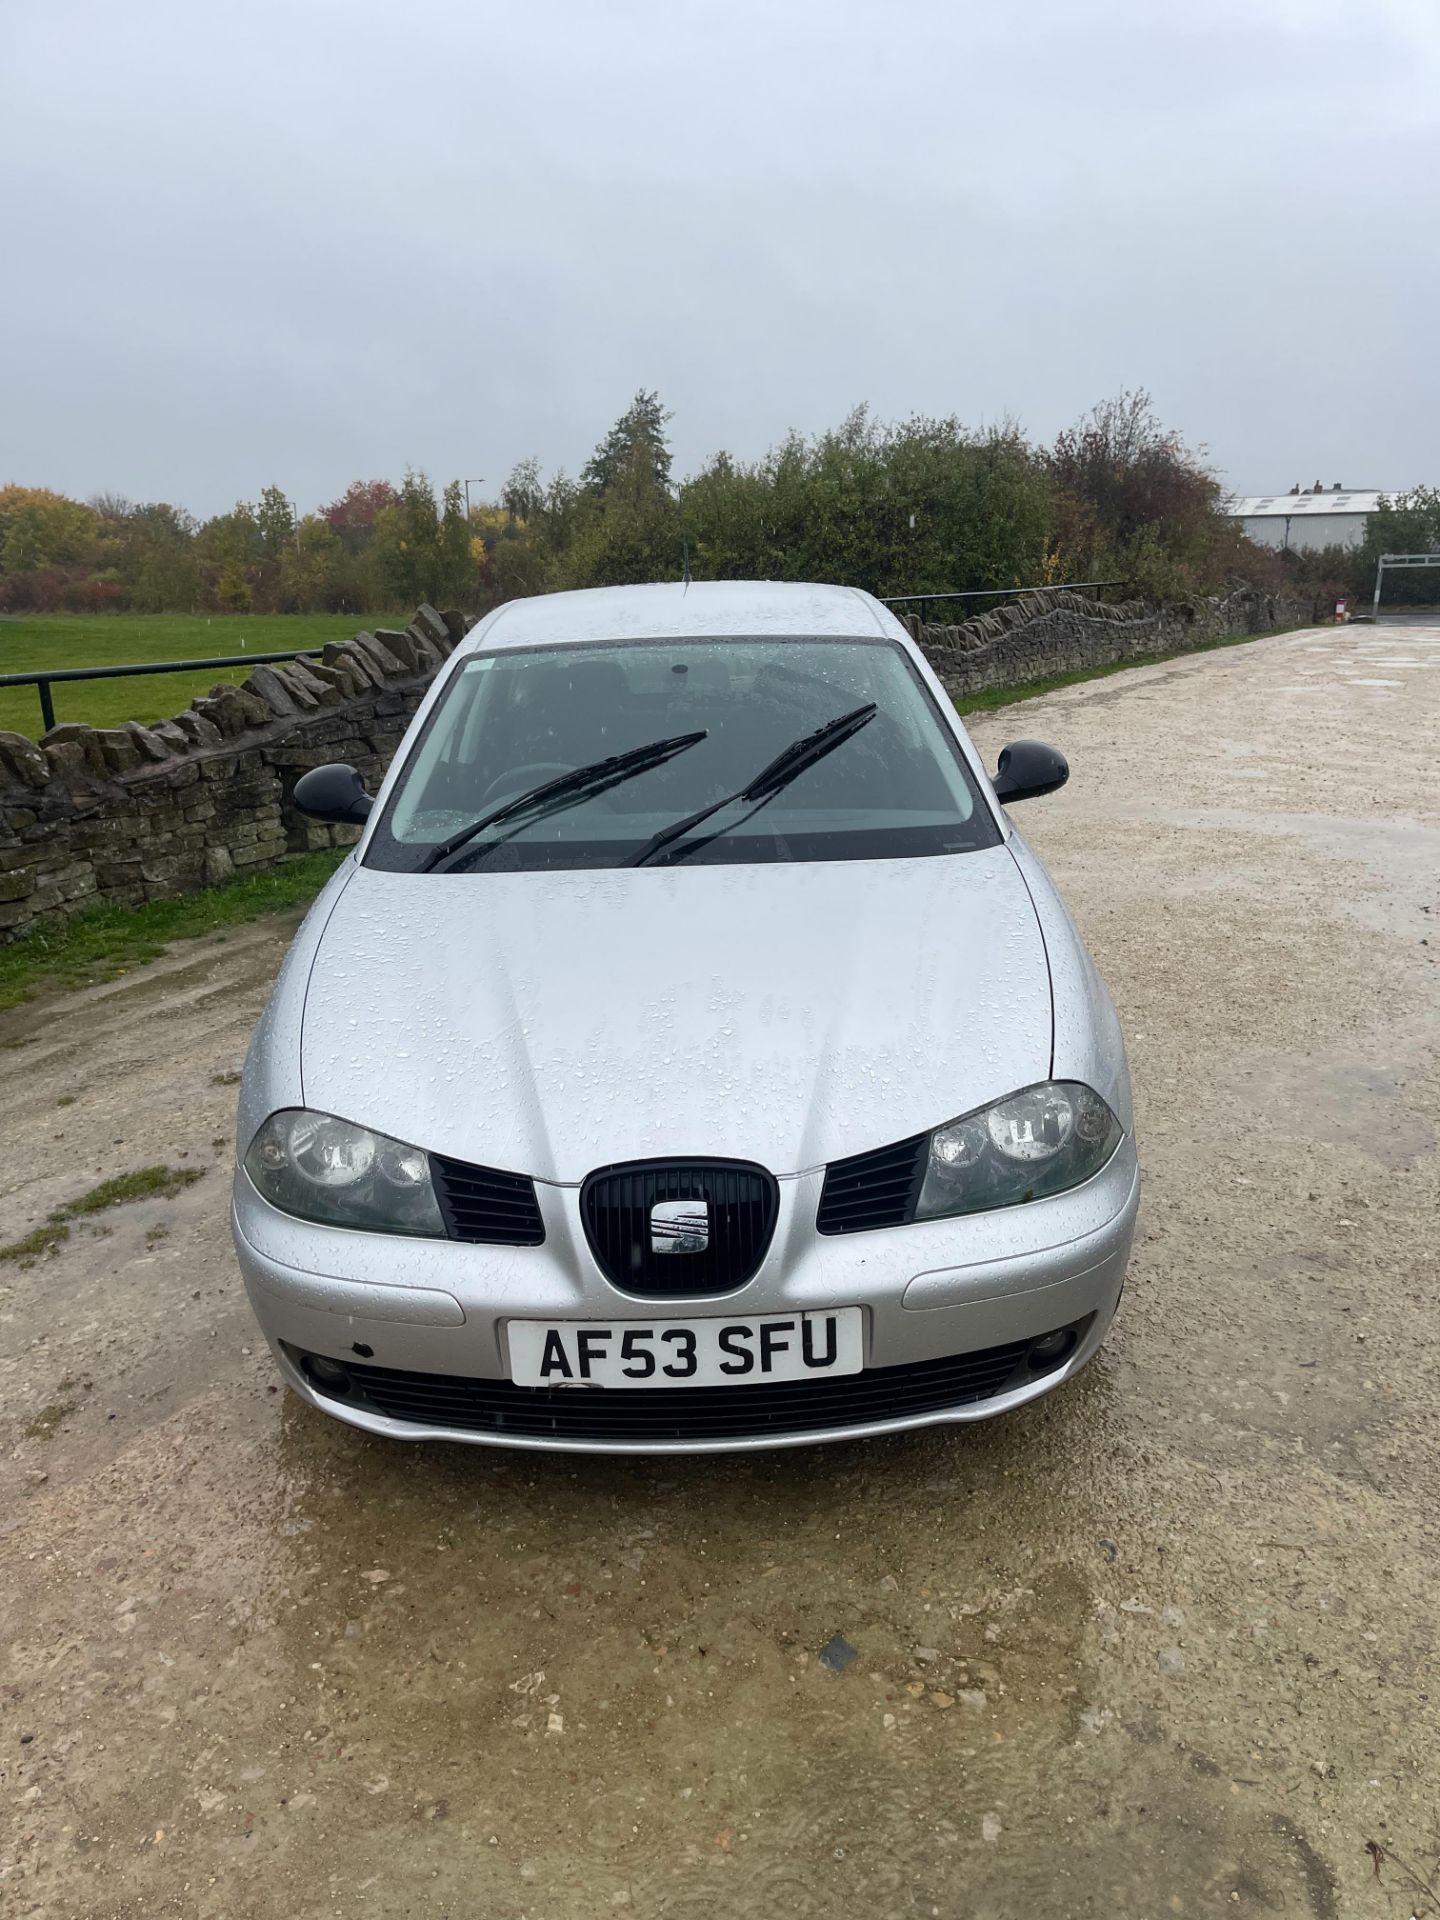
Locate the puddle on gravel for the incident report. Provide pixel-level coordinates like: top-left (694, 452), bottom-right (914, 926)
top-left (7, 1354), bottom-right (1399, 1919)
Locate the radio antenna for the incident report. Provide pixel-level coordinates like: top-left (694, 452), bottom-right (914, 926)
top-left (676, 483), bottom-right (692, 590)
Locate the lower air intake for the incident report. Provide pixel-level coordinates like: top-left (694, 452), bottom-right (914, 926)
top-left (303, 1331), bottom-right (1084, 1443)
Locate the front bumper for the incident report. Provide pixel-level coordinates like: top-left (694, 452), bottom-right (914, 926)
top-left (231, 1142), bottom-right (1139, 1454)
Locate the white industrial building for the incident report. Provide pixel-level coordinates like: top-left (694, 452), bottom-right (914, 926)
top-left (1223, 487), bottom-right (1386, 551)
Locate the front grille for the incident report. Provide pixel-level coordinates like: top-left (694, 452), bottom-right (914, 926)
top-left (432, 1155), bottom-right (545, 1246)
top-left (316, 1335), bottom-right (1050, 1442)
top-left (817, 1132), bottom-right (928, 1234)
top-left (580, 1159), bottom-right (779, 1297)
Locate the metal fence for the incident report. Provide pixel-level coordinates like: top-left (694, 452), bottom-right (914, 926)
top-left (880, 580), bottom-right (1123, 619)
top-left (1370, 553), bottom-right (1440, 619)
top-left (0, 648), bottom-right (327, 734)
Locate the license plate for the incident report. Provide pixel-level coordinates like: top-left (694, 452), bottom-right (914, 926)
top-left (508, 1308), bottom-right (863, 1390)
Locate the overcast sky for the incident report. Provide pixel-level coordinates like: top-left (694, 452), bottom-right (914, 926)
top-left (3, 0), bottom-right (1436, 520)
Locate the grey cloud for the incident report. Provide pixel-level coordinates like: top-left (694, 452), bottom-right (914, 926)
top-left (2, 0), bottom-right (1436, 516)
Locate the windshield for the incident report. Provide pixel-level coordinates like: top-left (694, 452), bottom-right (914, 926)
top-left (365, 634), bottom-right (999, 873)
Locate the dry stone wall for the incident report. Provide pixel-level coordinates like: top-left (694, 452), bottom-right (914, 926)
top-left (0, 605), bottom-right (468, 945)
top-left (902, 585), bottom-right (1307, 700)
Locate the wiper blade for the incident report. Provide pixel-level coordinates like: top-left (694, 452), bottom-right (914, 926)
top-left (419, 730), bottom-right (707, 874)
top-left (625, 702), bottom-right (877, 869)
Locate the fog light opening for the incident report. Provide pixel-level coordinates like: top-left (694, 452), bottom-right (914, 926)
top-left (1027, 1327), bottom-right (1078, 1375)
top-left (302, 1353), bottom-right (353, 1398)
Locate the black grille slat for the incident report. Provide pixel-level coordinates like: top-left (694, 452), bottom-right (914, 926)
top-left (317, 1338), bottom-right (1038, 1441)
top-left (354, 1358), bottom-right (1027, 1408)
top-left (817, 1132), bottom-right (929, 1234)
top-left (432, 1155), bottom-right (545, 1246)
top-left (355, 1371), bottom-right (1022, 1426)
top-left (580, 1159), bottom-right (778, 1296)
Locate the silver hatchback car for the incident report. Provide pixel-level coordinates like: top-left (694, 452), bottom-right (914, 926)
top-left (232, 581), bottom-right (1138, 1453)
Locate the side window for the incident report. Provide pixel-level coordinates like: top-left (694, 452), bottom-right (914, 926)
top-left (388, 658), bottom-right (495, 837)
top-left (454, 664), bottom-right (507, 770)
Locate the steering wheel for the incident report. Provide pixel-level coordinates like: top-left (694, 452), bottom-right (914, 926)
top-left (479, 744), bottom-right (659, 815)
top-left (478, 761), bottom-right (578, 808)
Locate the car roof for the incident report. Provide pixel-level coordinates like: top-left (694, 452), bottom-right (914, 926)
top-left (462, 580), bottom-right (903, 654)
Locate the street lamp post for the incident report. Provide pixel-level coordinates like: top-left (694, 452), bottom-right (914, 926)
top-left (463, 477), bottom-right (485, 521)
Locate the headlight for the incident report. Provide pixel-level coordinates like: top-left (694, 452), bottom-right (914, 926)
top-left (244, 1110), bottom-right (445, 1237)
top-left (915, 1082), bottom-right (1121, 1221)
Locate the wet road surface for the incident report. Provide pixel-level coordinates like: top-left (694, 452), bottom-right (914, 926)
top-left (3, 618), bottom-right (1438, 1918)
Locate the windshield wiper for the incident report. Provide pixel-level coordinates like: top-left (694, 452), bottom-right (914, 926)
top-left (419, 730), bottom-right (707, 874)
top-left (625, 702), bottom-right (877, 869)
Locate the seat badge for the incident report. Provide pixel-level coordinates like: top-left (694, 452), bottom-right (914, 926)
top-left (650, 1198), bottom-right (710, 1255)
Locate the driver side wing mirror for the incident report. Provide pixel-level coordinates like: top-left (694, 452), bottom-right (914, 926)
top-left (293, 762), bottom-right (374, 825)
top-left (991, 739), bottom-right (1068, 805)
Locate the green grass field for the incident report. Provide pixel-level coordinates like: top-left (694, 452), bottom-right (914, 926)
top-left (0, 613), bottom-right (408, 737)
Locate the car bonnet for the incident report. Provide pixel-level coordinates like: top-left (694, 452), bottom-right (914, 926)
top-left (298, 847), bottom-right (1052, 1184)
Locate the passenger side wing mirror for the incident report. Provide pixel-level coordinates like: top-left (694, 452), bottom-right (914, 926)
top-left (992, 739), bottom-right (1069, 805)
top-left (293, 762), bottom-right (374, 825)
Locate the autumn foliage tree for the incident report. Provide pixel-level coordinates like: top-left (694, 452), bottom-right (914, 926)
top-left (0, 389), bottom-right (1325, 620)
top-left (321, 480), bottom-right (400, 552)
top-left (1044, 390), bottom-right (1245, 597)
